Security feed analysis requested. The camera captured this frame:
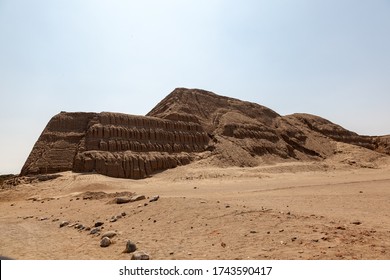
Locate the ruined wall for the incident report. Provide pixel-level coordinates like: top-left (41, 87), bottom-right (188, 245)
top-left (375, 136), bottom-right (390, 155)
top-left (22, 111), bottom-right (211, 179)
top-left (21, 112), bottom-right (97, 175)
top-left (289, 114), bottom-right (376, 150)
top-left (84, 112), bottom-right (208, 154)
top-left (73, 151), bottom-right (192, 179)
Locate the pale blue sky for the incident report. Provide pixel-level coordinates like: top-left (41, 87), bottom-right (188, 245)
top-left (1, 0), bottom-right (389, 174)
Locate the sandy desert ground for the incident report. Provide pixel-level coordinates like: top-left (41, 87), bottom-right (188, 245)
top-left (1, 149), bottom-right (390, 260)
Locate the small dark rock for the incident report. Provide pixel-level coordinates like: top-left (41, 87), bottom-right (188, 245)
top-left (75, 224), bottom-right (84, 230)
top-left (149, 195), bottom-right (160, 202)
top-left (101, 231), bottom-right (117, 239)
top-left (94, 221), bottom-right (104, 227)
top-left (115, 197), bottom-right (132, 204)
top-left (60, 221), bottom-right (69, 228)
top-left (123, 240), bottom-right (137, 253)
top-left (90, 227), bottom-right (101, 234)
top-left (100, 237), bottom-right (111, 247)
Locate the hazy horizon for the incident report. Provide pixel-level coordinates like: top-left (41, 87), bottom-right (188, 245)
top-left (1, 0), bottom-right (390, 174)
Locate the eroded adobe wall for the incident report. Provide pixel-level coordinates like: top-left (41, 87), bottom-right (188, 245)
top-left (73, 112), bottom-right (210, 179)
top-left (21, 112), bottom-right (97, 175)
top-left (21, 111), bottom-right (211, 179)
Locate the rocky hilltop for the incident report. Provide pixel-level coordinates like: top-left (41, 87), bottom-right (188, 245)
top-left (21, 88), bottom-right (390, 179)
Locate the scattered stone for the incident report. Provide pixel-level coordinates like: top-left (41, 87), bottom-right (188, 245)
top-left (121, 212), bottom-right (127, 217)
top-left (75, 224), bottom-right (84, 230)
top-left (149, 195), bottom-right (159, 202)
top-left (130, 195), bottom-right (146, 202)
top-left (131, 251), bottom-right (150, 260)
top-left (144, 203), bottom-right (148, 207)
top-left (279, 229), bottom-right (284, 232)
top-left (225, 205), bottom-right (230, 208)
top-left (23, 216), bottom-right (34, 220)
top-left (221, 242), bottom-right (226, 248)
top-left (100, 237), bottom-right (111, 247)
top-left (101, 231), bottom-right (117, 239)
top-left (110, 217), bottom-right (117, 223)
top-left (60, 221), bottom-right (69, 228)
top-left (291, 237), bottom-right (297, 242)
top-left (94, 221), bottom-right (104, 227)
top-left (90, 227), bottom-right (101, 235)
top-left (352, 221), bottom-right (362, 225)
top-left (123, 240), bottom-right (137, 253)
top-left (250, 230), bottom-right (257, 234)
top-left (336, 226), bottom-right (346, 230)
top-left (39, 217), bottom-right (48, 221)
top-left (114, 195), bottom-right (146, 204)
top-left (115, 197), bottom-right (132, 204)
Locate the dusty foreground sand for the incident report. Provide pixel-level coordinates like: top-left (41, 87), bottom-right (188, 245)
top-left (1, 161), bottom-right (390, 260)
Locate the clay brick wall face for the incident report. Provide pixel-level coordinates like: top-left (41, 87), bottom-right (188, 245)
top-left (22, 111), bottom-right (210, 179)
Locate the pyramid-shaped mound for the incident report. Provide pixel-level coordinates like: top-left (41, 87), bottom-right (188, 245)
top-left (21, 88), bottom-right (390, 179)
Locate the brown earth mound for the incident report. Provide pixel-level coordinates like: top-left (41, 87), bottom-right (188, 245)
top-left (21, 88), bottom-right (390, 179)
